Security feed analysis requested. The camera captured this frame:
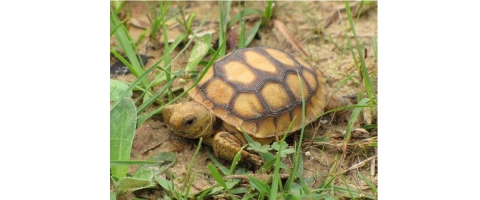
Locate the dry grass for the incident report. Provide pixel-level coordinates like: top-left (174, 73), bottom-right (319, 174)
top-left (110, 1), bottom-right (377, 199)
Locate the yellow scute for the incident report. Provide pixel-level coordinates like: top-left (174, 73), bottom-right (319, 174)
top-left (233, 93), bottom-right (264, 118)
top-left (223, 61), bottom-right (257, 85)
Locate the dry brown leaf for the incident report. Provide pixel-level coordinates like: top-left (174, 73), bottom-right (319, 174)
top-left (130, 18), bottom-right (150, 29)
top-left (323, 3), bottom-right (358, 29)
top-left (363, 107), bottom-right (372, 125)
top-left (354, 127), bottom-right (369, 134)
top-left (273, 19), bottom-right (308, 57)
top-left (187, 30), bottom-right (216, 40)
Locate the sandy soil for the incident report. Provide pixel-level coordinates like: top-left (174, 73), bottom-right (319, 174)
top-left (111, 1), bottom-right (377, 199)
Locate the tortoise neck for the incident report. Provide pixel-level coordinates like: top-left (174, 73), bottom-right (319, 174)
top-left (197, 110), bottom-right (216, 138)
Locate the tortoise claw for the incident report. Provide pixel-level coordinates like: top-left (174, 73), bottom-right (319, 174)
top-left (213, 132), bottom-right (263, 166)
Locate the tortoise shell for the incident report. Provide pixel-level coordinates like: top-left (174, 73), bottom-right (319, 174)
top-left (186, 47), bottom-right (329, 139)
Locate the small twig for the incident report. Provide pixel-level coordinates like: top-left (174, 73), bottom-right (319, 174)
top-left (129, 18), bottom-right (150, 29)
top-left (371, 147), bottom-right (377, 176)
top-left (141, 140), bottom-right (166, 155)
top-left (338, 155), bottom-right (377, 175)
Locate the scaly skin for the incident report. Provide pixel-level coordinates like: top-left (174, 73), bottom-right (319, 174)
top-left (213, 132), bottom-right (262, 166)
top-left (162, 101), bottom-right (263, 166)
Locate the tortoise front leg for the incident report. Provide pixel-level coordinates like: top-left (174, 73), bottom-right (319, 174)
top-left (213, 132), bottom-right (263, 166)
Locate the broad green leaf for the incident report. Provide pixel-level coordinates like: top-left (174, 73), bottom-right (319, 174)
top-left (114, 177), bottom-right (155, 194)
top-left (242, 130), bottom-right (275, 164)
top-left (110, 97), bottom-right (136, 178)
top-left (247, 175), bottom-right (269, 195)
top-left (288, 182), bottom-right (303, 196)
top-left (271, 141), bottom-right (295, 158)
top-left (110, 79), bottom-right (132, 101)
top-left (185, 34), bottom-right (212, 72)
top-left (133, 169), bottom-right (153, 180)
top-left (155, 176), bottom-right (175, 191)
top-left (114, 169), bottom-right (155, 194)
top-left (247, 141), bottom-right (272, 153)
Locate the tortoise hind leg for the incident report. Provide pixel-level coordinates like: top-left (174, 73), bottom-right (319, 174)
top-left (212, 132), bottom-right (263, 166)
top-left (325, 93), bottom-right (351, 117)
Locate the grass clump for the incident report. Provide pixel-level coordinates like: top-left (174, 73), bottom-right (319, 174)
top-left (110, 1), bottom-right (377, 199)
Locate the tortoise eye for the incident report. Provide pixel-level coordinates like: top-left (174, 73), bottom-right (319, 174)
top-left (184, 118), bottom-right (196, 126)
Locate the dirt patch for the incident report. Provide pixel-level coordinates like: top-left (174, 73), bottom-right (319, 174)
top-left (111, 1), bottom-right (377, 199)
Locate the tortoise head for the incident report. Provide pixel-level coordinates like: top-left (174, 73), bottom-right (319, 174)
top-left (162, 101), bottom-right (216, 139)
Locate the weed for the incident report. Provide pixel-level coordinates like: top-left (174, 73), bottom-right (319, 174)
top-left (110, 1), bottom-right (377, 199)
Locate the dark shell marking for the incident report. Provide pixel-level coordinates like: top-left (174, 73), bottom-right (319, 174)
top-left (187, 47), bottom-right (329, 138)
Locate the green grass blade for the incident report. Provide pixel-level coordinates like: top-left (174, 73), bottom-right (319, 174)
top-left (247, 175), bottom-right (269, 197)
top-left (358, 171), bottom-right (377, 195)
top-left (345, 1), bottom-right (376, 102)
top-left (208, 163), bottom-right (238, 200)
top-left (110, 53), bottom-right (162, 110)
top-left (218, 0), bottom-right (232, 56)
top-left (136, 41), bottom-right (225, 126)
top-left (110, 160), bottom-right (156, 166)
top-left (339, 174), bottom-right (354, 198)
top-left (111, 1), bottom-right (125, 14)
top-left (206, 150), bottom-right (230, 175)
top-left (158, 1), bottom-right (173, 101)
top-left (136, 79), bottom-right (173, 115)
top-left (229, 144), bottom-right (248, 175)
top-left (244, 21), bottom-right (261, 47)
top-left (208, 163), bottom-right (227, 187)
top-left (110, 9), bottom-right (147, 87)
top-left (183, 173), bottom-right (196, 200)
top-left (262, 0), bottom-right (274, 25)
top-left (182, 138), bottom-right (203, 191)
top-left (228, 8), bottom-right (262, 27)
top-left (284, 73), bottom-right (308, 192)
top-left (238, 1), bottom-right (246, 48)
top-left (344, 98), bottom-right (370, 151)
top-left (271, 122), bottom-right (298, 197)
top-left (148, 13), bottom-right (210, 87)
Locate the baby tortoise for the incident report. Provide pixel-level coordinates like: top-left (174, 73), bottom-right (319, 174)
top-left (163, 47), bottom-right (349, 166)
